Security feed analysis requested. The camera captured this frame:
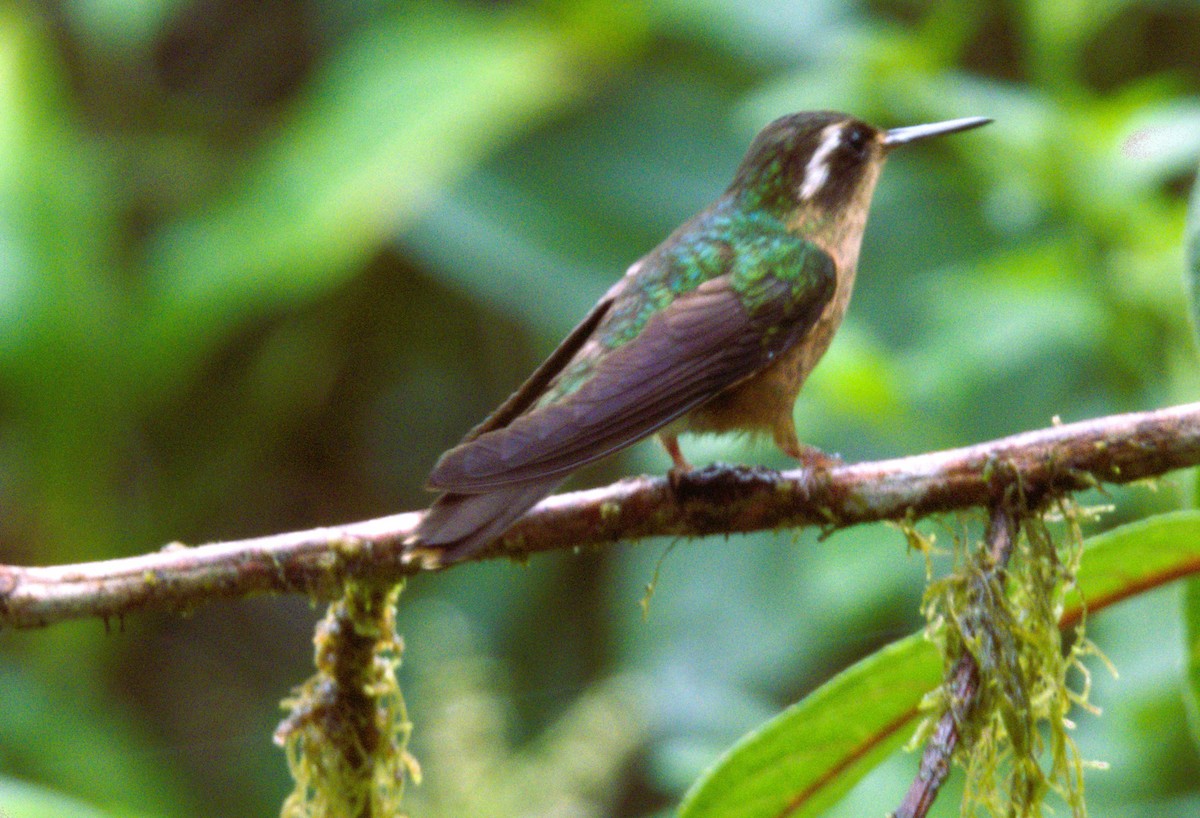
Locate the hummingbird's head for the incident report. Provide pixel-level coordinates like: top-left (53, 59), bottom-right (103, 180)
top-left (730, 111), bottom-right (990, 226)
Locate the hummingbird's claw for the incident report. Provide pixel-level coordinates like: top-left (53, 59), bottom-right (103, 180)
top-left (659, 433), bottom-right (694, 473)
top-left (786, 442), bottom-right (844, 471)
top-left (668, 466), bottom-right (691, 494)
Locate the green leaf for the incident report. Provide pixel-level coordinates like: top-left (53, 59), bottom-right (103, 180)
top-left (0, 8), bottom-right (123, 362)
top-left (1064, 510), bottom-right (1200, 624)
top-left (1186, 578), bottom-right (1200, 748)
top-left (677, 634), bottom-right (942, 818)
top-left (0, 776), bottom-right (124, 818)
top-left (0, 2), bottom-right (136, 559)
top-left (680, 511), bottom-right (1200, 818)
top-left (1070, 511), bottom-right (1200, 749)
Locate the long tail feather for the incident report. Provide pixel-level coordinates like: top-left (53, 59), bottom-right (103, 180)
top-left (413, 479), bottom-right (560, 564)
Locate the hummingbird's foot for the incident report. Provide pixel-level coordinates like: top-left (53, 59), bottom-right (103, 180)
top-left (667, 461), bottom-right (708, 494)
top-left (668, 467), bottom-right (690, 494)
top-left (659, 433), bottom-right (694, 474)
top-left (784, 441), bottom-right (844, 471)
top-left (782, 444), bottom-right (843, 505)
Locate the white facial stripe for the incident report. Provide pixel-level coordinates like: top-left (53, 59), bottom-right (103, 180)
top-left (799, 123), bottom-right (843, 201)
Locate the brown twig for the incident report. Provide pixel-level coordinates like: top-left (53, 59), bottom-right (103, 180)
top-left (1, 402), bottom-right (1199, 629)
top-left (893, 501), bottom-right (1017, 818)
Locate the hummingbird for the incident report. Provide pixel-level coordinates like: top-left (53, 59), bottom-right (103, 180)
top-left (410, 110), bottom-right (990, 564)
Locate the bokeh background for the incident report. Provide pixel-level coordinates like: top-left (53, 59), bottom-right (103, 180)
top-left (1, 1), bottom-right (1199, 816)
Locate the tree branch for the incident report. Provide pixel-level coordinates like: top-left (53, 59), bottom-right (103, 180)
top-left (2, 402), bottom-right (1199, 629)
top-left (893, 500), bottom-right (1017, 818)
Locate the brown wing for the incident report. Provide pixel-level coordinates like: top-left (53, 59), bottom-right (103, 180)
top-left (458, 292), bottom-right (616, 443)
top-left (427, 267), bottom-right (834, 493)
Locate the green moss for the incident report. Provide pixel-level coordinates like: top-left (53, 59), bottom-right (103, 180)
top-left (276, 582), bottom-right (418, 818)
top-left (916, 499), bottom-right (1105, 818)
top-left (333, 536), bottom-right (366, 559)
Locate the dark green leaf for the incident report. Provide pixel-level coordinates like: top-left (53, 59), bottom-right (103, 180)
top-left (677, 634), bottom-right (941, 818)
top-left (1185, 578), bottom-right (1200, 748)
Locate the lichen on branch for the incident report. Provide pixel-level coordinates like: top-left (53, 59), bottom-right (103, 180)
top-left (904, 496), bottom-right (1112, 818)
top-left (276, 583), bottom-right (420, 818)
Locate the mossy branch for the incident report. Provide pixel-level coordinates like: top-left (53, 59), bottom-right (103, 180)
top-left (276, 583), bottom-right (418, 817)
top-left (894, 500), bottom-right (1029, 818)
top-left (2, 402), bottom-right (1199, 629)
top-left (893, 503), bottom-right (1018, 818)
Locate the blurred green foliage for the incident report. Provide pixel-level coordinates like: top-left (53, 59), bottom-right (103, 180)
top-left (0, 0), bottom-right (1198, 816)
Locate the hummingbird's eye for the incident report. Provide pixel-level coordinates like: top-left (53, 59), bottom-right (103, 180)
top-left (845, 127), bottom-right (869, 156)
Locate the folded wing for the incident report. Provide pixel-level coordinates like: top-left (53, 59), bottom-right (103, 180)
top-left (428, 258), bottom-right (835, 493)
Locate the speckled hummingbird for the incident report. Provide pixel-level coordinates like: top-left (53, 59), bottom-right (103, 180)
top-left (410, 110), bottom-right (990, 564)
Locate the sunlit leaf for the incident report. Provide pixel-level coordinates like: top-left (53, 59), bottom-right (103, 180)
top-left (0, 8), bottom-right (121, 361)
